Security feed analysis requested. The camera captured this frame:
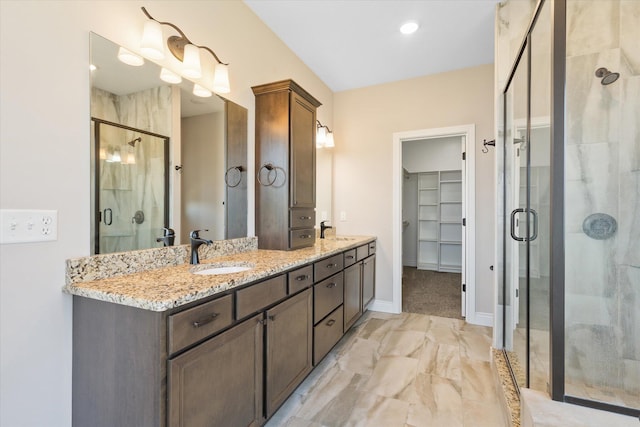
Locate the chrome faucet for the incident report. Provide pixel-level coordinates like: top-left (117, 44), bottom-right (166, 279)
top-left (156, 227), bottom-right (175, 247)
top-left (320, 221), bottom-right (332, 239)
top-left (190, 229), bottom-right (213, 264)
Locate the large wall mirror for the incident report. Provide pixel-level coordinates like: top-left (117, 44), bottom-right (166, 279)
top-left (90, 32), bottom-right (247, 255)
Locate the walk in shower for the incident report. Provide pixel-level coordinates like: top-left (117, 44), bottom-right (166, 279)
top-left (91, 119), bottom-right (169, 254)
top-left (498, 0), bottom-right (639, 417)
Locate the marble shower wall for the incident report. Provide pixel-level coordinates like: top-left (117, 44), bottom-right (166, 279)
top-left (91, 86), bottom-right (172, 254)
top-left (564, 0), bottom-right (640, 398)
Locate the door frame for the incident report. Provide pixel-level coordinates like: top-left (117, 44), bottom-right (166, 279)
top-left (392, 124), bottom-right (481, 324)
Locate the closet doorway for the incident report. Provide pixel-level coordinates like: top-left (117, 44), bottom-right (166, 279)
top-left (402, 136), bottom-right (464, 318)
top-left (392, 124), bottom-right (477, 323)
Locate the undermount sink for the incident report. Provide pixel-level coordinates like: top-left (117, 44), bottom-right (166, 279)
top-left (192, 263), bottom-right (254, 275)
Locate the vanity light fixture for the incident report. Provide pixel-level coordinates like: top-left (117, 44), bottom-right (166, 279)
top-left (140, 7), bottom-right (230, 93)
top-left (117, 46), bottom-right (144, 66)
top-left (316, 120), bottom-right (335, 148)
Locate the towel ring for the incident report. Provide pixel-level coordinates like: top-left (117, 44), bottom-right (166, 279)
top-left (257, 163), bottom-right (278, 186)
top-left (224, 166), bottom-right (244, 188)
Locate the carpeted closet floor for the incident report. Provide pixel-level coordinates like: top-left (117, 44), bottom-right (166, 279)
top-left (402, 266), bottom-right (463, 319)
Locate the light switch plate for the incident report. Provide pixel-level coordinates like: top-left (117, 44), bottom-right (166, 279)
top-left (0, 209), bottom-right (58, 244)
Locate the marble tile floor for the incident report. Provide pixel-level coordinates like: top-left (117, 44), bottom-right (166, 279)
top-left (266, 311), bottom-right (506, 427)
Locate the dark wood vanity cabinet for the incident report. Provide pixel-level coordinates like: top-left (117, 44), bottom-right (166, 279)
top-left (363, 254), bottom-right (376, 309)
top-left (72, 241), bottom-right (376, 427)
top-left (343, 262), bottom-right (362, 331)
top-left (265, 288), bottom-right (313, 417)
top-left (168, 313), bottom-right (264, 427)
top-left (253, 80), bottom-right (322, 250)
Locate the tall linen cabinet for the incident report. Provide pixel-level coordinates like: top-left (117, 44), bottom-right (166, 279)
top-left (252, 80), bottom-right (322, 250)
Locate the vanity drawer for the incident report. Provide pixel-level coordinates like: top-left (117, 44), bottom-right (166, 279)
top-left (290, 228), bottom-right (315, 249)
top-left (343, 249), bottom-right (357, 267)
top-left (313, 305), bottom-right (344, 365)
top-left (168, 294), bottom-right (234, 355)
top-left (356, 244), bottom-right (369, 262)
top-left (313, 272), bottom-right (344, 324)
top-left (290, 208), bottom-right (315, 229)
top-left (368, 241), bottom-right (376, 255)
top-left (314, 253), bottom-right (344, 282)
top-left (288, 265), bottom-right (314, 294)
top-left (236, 275), bottom-right (287, 319)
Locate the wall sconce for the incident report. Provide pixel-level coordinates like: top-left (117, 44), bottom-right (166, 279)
top-left (316, 120), bottom-right (335, 148)
top-left (140, 7), bottom-right (231, 93)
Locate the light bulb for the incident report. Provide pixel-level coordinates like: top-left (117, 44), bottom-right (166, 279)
top-left (140, 20), bottom-right (165, 60)
top-left (117, 47), bottom-right (144, 66)
top-left (213, 63), bottom-right (231, 93)
top-left (160, 68), bottom-right (182, 84)
top-left (400, 22), bottom-right (419, 35)
top-left (193, 84), bottom-right (212, 97)
top-left (182, 44), bottom-right (202, 79)
top-left (325, 132), bottom-right (335, 148)
top-left (316, 127), bottom-right (327, 148)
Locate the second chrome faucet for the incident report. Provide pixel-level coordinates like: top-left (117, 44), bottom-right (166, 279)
top-left (190, 229), bottom-right (213, 264)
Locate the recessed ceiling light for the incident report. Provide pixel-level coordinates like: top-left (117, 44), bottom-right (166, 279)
top-left (400, 21), bottom-right (419, 35)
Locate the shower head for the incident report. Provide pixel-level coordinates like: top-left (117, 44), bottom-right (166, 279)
top-left (595, 67), bottom-right (619, 85)
top-left (127, 137), bottom-right (142, 147)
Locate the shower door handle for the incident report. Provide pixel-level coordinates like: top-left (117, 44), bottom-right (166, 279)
top-left (510, 208), bottom-right (538, 242)
top-left (510, 208), bottom-right (525, 241)
top-left (529, 209), bottom-right (538, 242)
top-left (103, 208), bottom-right (113, 226)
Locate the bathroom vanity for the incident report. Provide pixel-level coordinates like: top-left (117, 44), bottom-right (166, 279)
top-left (66, 236), bottom-right (376, 427)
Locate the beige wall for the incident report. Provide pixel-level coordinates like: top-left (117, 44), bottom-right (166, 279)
top-left (332, 64), bottom-right (496, 313)
top-left (0, 2), bottom-right (332, 426)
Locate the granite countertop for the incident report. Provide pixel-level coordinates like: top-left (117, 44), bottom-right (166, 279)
top-left (63, 236), bottom-right (375, 312)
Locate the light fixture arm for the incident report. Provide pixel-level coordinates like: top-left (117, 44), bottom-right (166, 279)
top-left (316, 120), bottom-right (332, 133)
top-left (140, 7), bottom-right (228, 65)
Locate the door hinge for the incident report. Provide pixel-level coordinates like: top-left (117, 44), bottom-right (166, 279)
top-left (462, 218), bottom-right (466, 226)
top-left (462, 284), bottom-right (466, 292)
top-left (462, 152), bottom-right (466, 160)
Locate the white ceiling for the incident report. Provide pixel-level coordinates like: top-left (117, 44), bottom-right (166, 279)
top-left (244, 0), bottom-right (501, 92)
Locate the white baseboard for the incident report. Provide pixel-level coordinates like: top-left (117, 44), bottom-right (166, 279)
top-left (468, 311), bottom-right (493, 327)
top-left (367, 299), bottom-right (400, 314)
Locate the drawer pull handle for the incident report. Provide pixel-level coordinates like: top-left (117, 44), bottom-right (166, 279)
top-left (296, 274), bottom-right (309, 281)
top-left (326, 282), bottom-right (337, 288)
top-left (326, 319), bottom-right (336, 326)
top-left (345, 255), bottom-right (354, 259)
top-left (192, 312), bottom-right (219, 328)
top-left (299, 216), bottom-right (312, 220)
top-left (326, 263), bottom-right (337, 269)
top-left (299, 234), bottom-right (312, 239)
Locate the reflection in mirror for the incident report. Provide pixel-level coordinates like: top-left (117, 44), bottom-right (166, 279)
top-left (90, 32), bottom-right (247, 254)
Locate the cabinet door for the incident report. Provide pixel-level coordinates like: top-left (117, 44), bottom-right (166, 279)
top-left (265, 288), bottom-right (313, 417)
top-left (343, 262), bottom-right (362, 331)
top-left (168, 314), bottom-right (263, 427)
top-left (290, 91), bottom-right (316, 209)
top-left (362, 254), bottom-right (376, 309)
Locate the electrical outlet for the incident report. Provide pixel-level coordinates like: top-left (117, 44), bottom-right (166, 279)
top-left (0, 209), bottom-right (58, 244)
top-left (321, 211), bottom-right (328, 221)
top-left (340, 211), bottom-right (347, 221)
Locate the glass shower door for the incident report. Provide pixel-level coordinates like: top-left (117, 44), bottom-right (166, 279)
top-left (93, 119), bottom-right (169, 254)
